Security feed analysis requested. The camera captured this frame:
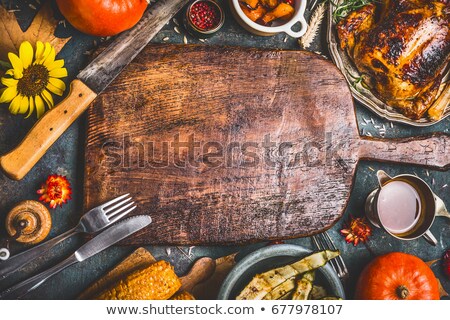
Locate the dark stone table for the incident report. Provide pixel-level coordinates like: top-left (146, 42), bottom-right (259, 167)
top-left (0, 0), bottom-right (448, 299)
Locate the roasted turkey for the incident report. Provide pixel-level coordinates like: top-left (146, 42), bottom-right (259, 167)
top-left (337, 0), bottom-right (450, 119)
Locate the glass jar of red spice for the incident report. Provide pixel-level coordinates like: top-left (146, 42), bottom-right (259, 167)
top-left (184, 0), bottom-right (225, 37)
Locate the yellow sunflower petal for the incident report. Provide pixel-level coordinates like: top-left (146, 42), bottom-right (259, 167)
top-left (1, 77), bottom-right (18, 88)
top-left (46, 82), bottom-right (63, 96)
top-left (18, 95), bottom-right (29, 114)
top-left (47, 78), bottom-right (66, 96)
top-left (0, 86), bottom-right (18, 104)
top-left (35, 95), bottom-right (45, 118)
top-left (49, 67), bottom-right (68, 78)
top-left (19, 41), bottom-right (34, 69)
top-left (36, 42), bottom-right (52, 64)
top-left (41, 89), bottom-right (54, 109)
top-left (8, 95), bottom-right (22, 114)
top-left (8, 52), bottom-right (23, 78)
top-left (5, 69), bottom-right (15, 77)
top-left (26, 96), bottom-right (35, 118)
top-left (43, 47), bottom-right (56, 68)
top-left (47, 59), bottom-right (64, 71)
top-left (42, 42), bottom-right (52, 58)
top-left (35, 41), bottom-right (44, 62)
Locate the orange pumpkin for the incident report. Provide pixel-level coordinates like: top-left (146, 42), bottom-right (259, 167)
top-left (56, 0), bottom-right (149, 36)
top-left (355, 252), bottom-right (440, 300)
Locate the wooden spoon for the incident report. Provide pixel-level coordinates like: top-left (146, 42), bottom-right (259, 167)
top-left (180, 257), bottom-right (216, 292)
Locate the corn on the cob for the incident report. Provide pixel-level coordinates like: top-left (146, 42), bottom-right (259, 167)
top-left (170, 291), bottom-right (196, 300)
top-left (97, 260), bottom-right (181, 300)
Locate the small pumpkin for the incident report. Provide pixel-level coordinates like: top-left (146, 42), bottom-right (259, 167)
top-left (56, 0), bottom-right (149, 36)
top-left (355, 252), bottom-right (440, 300)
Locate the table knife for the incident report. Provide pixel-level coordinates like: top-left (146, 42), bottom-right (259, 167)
top-left (0, 215), bottom-right (152, 299)
top-left (0, 0), bottom-right (189, 180)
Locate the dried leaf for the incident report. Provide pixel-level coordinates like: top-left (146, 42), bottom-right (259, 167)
top-left (0, 1), bottom-right (71, 61)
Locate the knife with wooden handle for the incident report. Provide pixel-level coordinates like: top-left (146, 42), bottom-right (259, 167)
top-left (0, 0), bottom-right (189, 180)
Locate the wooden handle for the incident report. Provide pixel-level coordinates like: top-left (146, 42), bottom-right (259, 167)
top-left (191, 253), bottom-right (237, 299)
top-left (180, 257), bottom-right (216, 292)
top-left (0, 80), bottom-right (97, 180)
top-left (359, 133), bottom-right (450, 170)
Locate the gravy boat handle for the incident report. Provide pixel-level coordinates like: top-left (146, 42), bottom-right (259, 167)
top-left (435, 194), bottom-right (450, 220)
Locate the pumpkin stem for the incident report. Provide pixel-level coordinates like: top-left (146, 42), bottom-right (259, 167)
top-left (396, 285), bottom-right (409, 299)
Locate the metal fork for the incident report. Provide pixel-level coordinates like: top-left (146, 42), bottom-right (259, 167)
top-left (0, 194), bottom-right (136, 280)
top-left (312, 231), bottom-right (349, 280)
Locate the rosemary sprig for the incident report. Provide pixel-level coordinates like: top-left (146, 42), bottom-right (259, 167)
top-left (331, 0), bottom-right (373, 22)
top-left (347, 69), bottom-right (370, 92)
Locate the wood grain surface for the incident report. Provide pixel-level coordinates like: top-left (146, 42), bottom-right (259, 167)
top-left (84, 44), bottom-right (449, 246)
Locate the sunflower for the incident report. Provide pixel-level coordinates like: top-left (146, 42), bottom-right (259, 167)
top-left (0, 41), bottom-right (67, 118)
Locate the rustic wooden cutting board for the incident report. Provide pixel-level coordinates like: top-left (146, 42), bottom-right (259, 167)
top-left (84, 44), bottom-right (449, 245)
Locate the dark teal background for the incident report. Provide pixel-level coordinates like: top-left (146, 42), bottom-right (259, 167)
top-left (0, 0), bottom-right (448, 299)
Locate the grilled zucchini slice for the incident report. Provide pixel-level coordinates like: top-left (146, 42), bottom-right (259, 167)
top-left (292, 271), bottom-right (315, 300)
top-left (236, 250), bottom-right (339, 300)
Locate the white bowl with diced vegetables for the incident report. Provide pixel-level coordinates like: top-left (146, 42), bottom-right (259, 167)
top-left (218, 244), bottom-right (345, 300)
top-left (229, 0), bottom-right (308, 38)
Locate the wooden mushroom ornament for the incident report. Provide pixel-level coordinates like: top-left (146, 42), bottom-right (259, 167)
top-left (6, 200), bottom-right (52, 245)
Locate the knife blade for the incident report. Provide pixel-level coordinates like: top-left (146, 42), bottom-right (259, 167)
top-left (74, 215), bottom-right (152, 262)
top-left (0, 215), bottom-right (152, 299)
top-left (0, 0), bottom-right (189, 180)
top-left (78, 0), bottom-right (188, 94)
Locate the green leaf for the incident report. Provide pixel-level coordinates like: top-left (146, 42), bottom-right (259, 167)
top-left (0, 60), bottom-right (12, 71)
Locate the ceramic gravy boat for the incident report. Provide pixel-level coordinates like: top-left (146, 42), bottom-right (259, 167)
top-left (365, 170), bottom-right (450, 246)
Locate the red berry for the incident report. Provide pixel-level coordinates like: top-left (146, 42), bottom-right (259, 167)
top-left (190, 1), bottom-right (220, 30)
